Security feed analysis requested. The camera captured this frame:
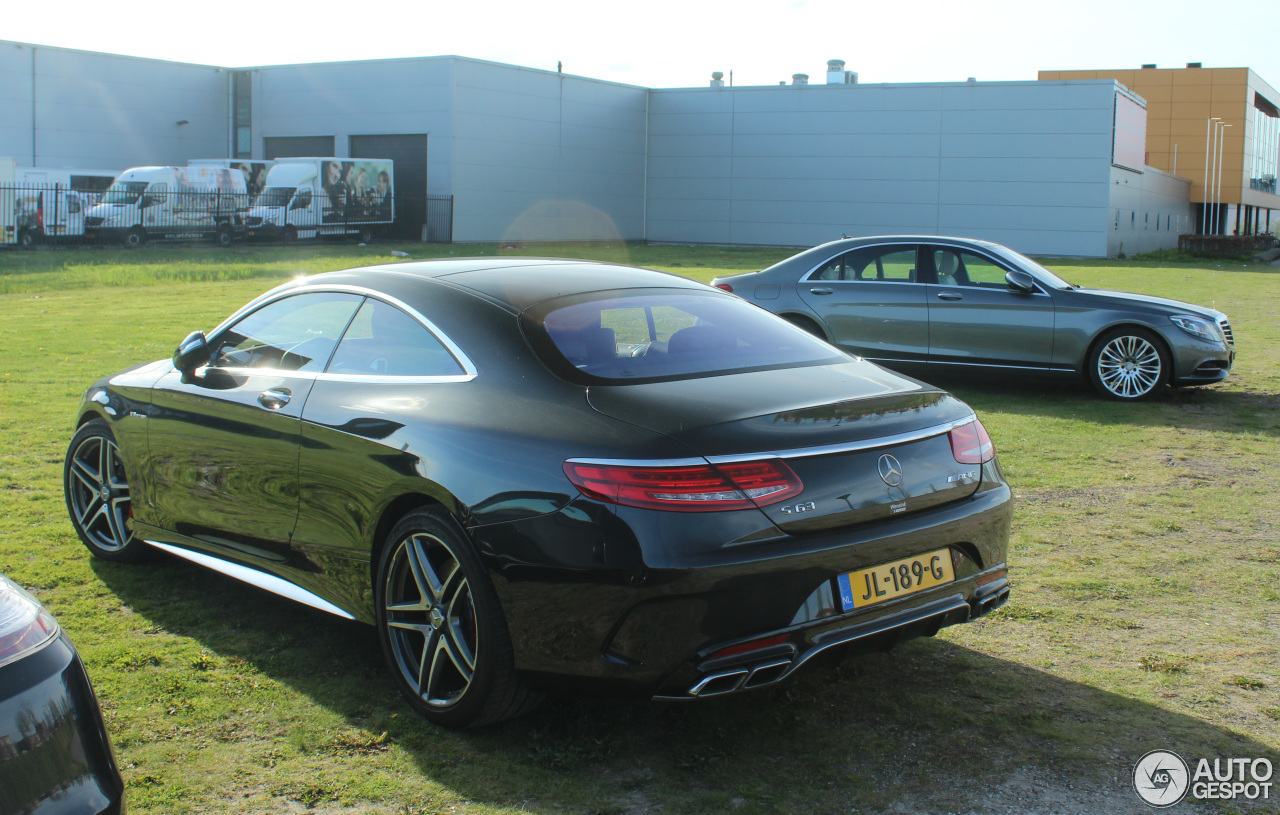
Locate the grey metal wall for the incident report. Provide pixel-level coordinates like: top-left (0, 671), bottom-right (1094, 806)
top-left (251, 57), bottom-right (455, 195)
top-left (646, 79), bottom-right (1122, 257)
top-left (449, 60), bottom-right (648, 243)
top-left (1108, 166), bottom-right (1193, 256)
top-left (0, 41), bottom-right (228, 171)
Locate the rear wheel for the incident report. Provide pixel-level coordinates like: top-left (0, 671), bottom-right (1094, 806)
top-left (17, 229), bottom-right (37, 248)
top-left (1088, 327), bottom-right (1170, 401)
top-left (359, 226), bottom-right (375, 243)
top-left (123, 228), bottom-right (146, 248)
top-left (283, 226), bottom-right (298, 243)
top-left (215, 225), bottom-right (234, 247)
top-left (64, 420), bottom-right (147, 561)
top-left (375, 507), bottom-right (540, 728)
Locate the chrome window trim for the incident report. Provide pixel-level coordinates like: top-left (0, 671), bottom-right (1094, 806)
top-left (205, 283), bottom-right (479, 381)
top-left (565, 416), bottom-right (976, 469)
top-left (197, 366), bottom-right (476, 384)
top-left (801, 239), bottom-right (1053, 295)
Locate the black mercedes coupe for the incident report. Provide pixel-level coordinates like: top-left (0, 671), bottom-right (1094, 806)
top-left (64, 258), bottom-right (1012, 728)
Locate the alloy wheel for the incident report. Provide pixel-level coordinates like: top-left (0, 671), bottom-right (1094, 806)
top-left (67, 435), bottom-right (133, 552)
top-left (1096, 334), bottom-right (1163, 399)
top-left (383, 532), bottom-right (478, 708)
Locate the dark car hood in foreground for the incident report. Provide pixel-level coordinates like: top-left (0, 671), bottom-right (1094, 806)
top-left (587, 361), bottom-right (979, 533)
top-left (1068, 287), bottom-right (1225, 320)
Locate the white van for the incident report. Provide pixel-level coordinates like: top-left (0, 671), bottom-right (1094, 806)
top-left (9, 167), bottom-right (117, 246)
top-left (246, 157), bottom-right (393, 241)
top-left (84, 165), bottom-right (248, 246)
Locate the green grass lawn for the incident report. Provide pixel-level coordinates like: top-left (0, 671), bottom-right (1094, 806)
top-left (1, 242), bottom-right (1277, 814)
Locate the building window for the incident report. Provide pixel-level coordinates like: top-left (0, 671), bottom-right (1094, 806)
top-left (1251, 93), bottom-right (1280, 194)
top-left (234, 72), bottom-right (252, 159)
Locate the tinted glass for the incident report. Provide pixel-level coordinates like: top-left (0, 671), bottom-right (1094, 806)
top-left (327, 299), bottom-right (464, 377)
top-left (211, 292), bottom-right (362, 372)
top-left (525, 289), bottom-right (845, 383)
top-left (833, 246), bottom-right (917, 283)
top-left (934, 249), bottom-right (1009, 288)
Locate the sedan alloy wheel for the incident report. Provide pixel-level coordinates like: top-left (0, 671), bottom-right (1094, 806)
top-left (1090, 328), bottom-right (1169, 401)
top-left (64, 420), bottom-right (144, 560)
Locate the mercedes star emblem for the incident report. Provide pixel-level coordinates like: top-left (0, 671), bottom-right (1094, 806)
top-left (877, 454), bottom-right (903, 487)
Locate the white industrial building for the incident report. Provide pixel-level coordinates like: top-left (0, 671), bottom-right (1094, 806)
top-left (0, 40), bottom-right (1191, 256)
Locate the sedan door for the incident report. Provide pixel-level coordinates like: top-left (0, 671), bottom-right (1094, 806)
top-left (924, 246), bottom-right (1056, 368)
top-left (795, 243), bottom-right (929, 363)
top-left (146, 291), bottom-right (363, 560)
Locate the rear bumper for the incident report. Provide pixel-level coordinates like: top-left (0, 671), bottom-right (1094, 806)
top-left (655, 572), bottom-right (1009, 699)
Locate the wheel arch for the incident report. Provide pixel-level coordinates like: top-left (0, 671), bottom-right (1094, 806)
top-left (778, 310), bottom-right (831, 342)
top-left (369, 492), bottom-right (450, 583)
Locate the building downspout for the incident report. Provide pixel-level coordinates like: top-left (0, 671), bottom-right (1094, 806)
top-left (31, 46), bottom-right (38, 166)
top-left (642, 88), bottom-right (650, 242)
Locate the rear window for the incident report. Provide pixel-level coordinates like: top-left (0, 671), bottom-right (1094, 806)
top-left (522, 288), bottom-right (845, 384)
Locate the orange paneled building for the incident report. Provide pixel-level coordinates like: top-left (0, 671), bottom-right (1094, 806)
top-left (1040, 65), bottom-right (1280, 235)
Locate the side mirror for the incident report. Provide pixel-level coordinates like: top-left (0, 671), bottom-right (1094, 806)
top-left (1005, 270), bottom-right (1038, 294)
top-left (173, 330), bottom-right (211, 372)
top-left (139, 196), bottom-right (155, 209)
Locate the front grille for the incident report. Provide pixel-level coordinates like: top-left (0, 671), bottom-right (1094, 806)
top-left (85, 216), bottom-right (105, 228)
top-left (247, 216), bottom-right (264, 227)
top-left (1219, 319), bottom-right (1234, 346)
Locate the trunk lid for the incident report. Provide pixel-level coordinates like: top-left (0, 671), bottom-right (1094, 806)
top-left (586, 362), bottom-right (981, 533)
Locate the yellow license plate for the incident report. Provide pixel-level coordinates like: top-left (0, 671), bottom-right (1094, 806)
top-left (837, 548), bottom-right (954, 611)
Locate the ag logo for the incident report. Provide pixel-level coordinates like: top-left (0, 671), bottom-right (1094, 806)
top-left (1134, 750), bottom-right (1190, 807)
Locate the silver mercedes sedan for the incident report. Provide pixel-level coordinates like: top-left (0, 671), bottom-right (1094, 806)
top-left (711, 236), bottom-right (1235, 401)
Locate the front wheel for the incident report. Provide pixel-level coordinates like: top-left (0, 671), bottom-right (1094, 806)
top-left (64, 420), bottom-right (148, 561)
top-left (17, 229), bottom-right (37, 248)
top-left (375, 507), bottom-right (540, 728)
top-left (1088, 327), bottom-right (1170, 401)
top-left (215, 225), bottom-right (234, 247)
top-left (123, 227), bottom-right (147, 248)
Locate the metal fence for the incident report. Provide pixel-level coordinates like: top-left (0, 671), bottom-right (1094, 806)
top-left (2, 183), bottom-right (453, 246)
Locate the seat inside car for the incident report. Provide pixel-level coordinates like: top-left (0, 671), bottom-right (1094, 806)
top-left (667, 325), bottom-right (736, 355)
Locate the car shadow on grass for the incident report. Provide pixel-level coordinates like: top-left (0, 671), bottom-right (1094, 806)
top-left (912, 370), bottom-right (1280, 438)
top-left (94, 556), bottom-right (1278, 814)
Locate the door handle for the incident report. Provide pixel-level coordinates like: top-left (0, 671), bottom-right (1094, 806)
top-left (809, 287), bottom-right (834, 295)
top-left (257, 388), bottom-right (292, 409)
top-left (936, 292), bottom-right (963, 301)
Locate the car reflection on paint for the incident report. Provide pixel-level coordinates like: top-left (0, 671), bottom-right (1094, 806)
top-left (0, 573), bottom-right (125, 814)
top-left (712, 236), bottom-right (1235, 401)
top-left (65, 258), bottom-right (1012, 728)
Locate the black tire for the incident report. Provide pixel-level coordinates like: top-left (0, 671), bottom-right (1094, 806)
top-left (283, 226), bottom-right (298, 243)
top-left (123, 228), bottom-right (147, 248)
top-left (17, 229), bottom-right (37, 249)
top-left (359, 227), bottom-right (375, 244)
top-left (64, 420), bottom-right (148, 562)
top-left (1087, 326), bottom-right (1170, 401)
top-left (215, 226), bottom-right (234, 247)
top-left (375, 506), bottom-right (541, 728)
top-left (783, 313), bottom-right (827, 341)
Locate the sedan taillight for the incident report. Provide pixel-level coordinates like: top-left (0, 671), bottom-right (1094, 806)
top-left (0, 575), bottom-right (59, 669)
top-left (563, 459), bottom-right (802, 512)
top-left (949, 419), bottom-right (995, 465)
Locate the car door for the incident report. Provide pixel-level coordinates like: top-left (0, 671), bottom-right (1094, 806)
top-left (924, 245), bottom-right (1056, 368)
top-left (146, 291), bottom-right (364, 560)
top-left (795, 243), bottom-right (929, 362)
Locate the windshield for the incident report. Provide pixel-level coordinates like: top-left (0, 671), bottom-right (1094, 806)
top-left (254, 187), bottom-right (295, 208)
top-left (989, 245), bottom-right (1075, 289)
top-left (523, 288), bottom-right (846, 384)
top-left (100, 181), bottom-right (147, 205)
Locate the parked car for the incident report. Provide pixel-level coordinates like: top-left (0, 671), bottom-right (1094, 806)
top-left (0, 573), bottom-right (125, 814)
top-left (711, 236), bottom-right (1236, 401)
top-left (63, 258), bottom-right (1012, 728)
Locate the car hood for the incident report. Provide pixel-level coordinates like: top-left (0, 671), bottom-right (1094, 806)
top-left (1068, 287), bottom-right (1225, 320)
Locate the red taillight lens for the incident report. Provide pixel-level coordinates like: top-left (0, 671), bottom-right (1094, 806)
top-left (563, 459), bottom-right (802, 512)
top-left (949, 419), bottom-right (995, 464)
top-left (714, 283), bottom-right (734, 292)
top-left (708, 633), bottom-right (790, 660)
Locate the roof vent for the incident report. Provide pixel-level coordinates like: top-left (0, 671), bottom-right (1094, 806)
top-left (792, 73), bottom-right (809, 86)
top-left (826, 59), bottom-right (844, 84)
top-left (967, 77), bottom-right (977, 83)
top-left (711, 71), bottom-right (724, 88)
top-left (1187, 62), bottom-right (1202, 68)
top-left (1141, 63), bottom-right (1157, 69)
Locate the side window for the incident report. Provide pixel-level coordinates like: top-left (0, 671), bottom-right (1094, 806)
top-left (935, 250), bottom-right (1010, 288)
top-left (811, 256), bottom-right (844, 280)
top-left (211, 292), bottom-right (363, 372)
top-left (838, 246), bottom-right (918, 282)
top-left (327, 299), bottom-right (464, 377)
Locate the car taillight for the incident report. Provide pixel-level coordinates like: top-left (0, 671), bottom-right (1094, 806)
top-left (563, 459), bottom-right (802, 512)
top-left (0, 575), bottom-right (59, 669)
top-left (714, 283), bottom-right (733, 292)
top-left (949, 419), bottom-right (995, 464)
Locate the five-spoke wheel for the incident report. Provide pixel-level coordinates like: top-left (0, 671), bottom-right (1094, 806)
top-left (375, 507), bottom-right (540, 728)
top-left (1088, 327), bottom-right (1170, 401)
top-left (64, 420), bottom-right (146, 560)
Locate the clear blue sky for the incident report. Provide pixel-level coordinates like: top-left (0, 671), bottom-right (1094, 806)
top-left (9, 0), bottom-right (1280, 90)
